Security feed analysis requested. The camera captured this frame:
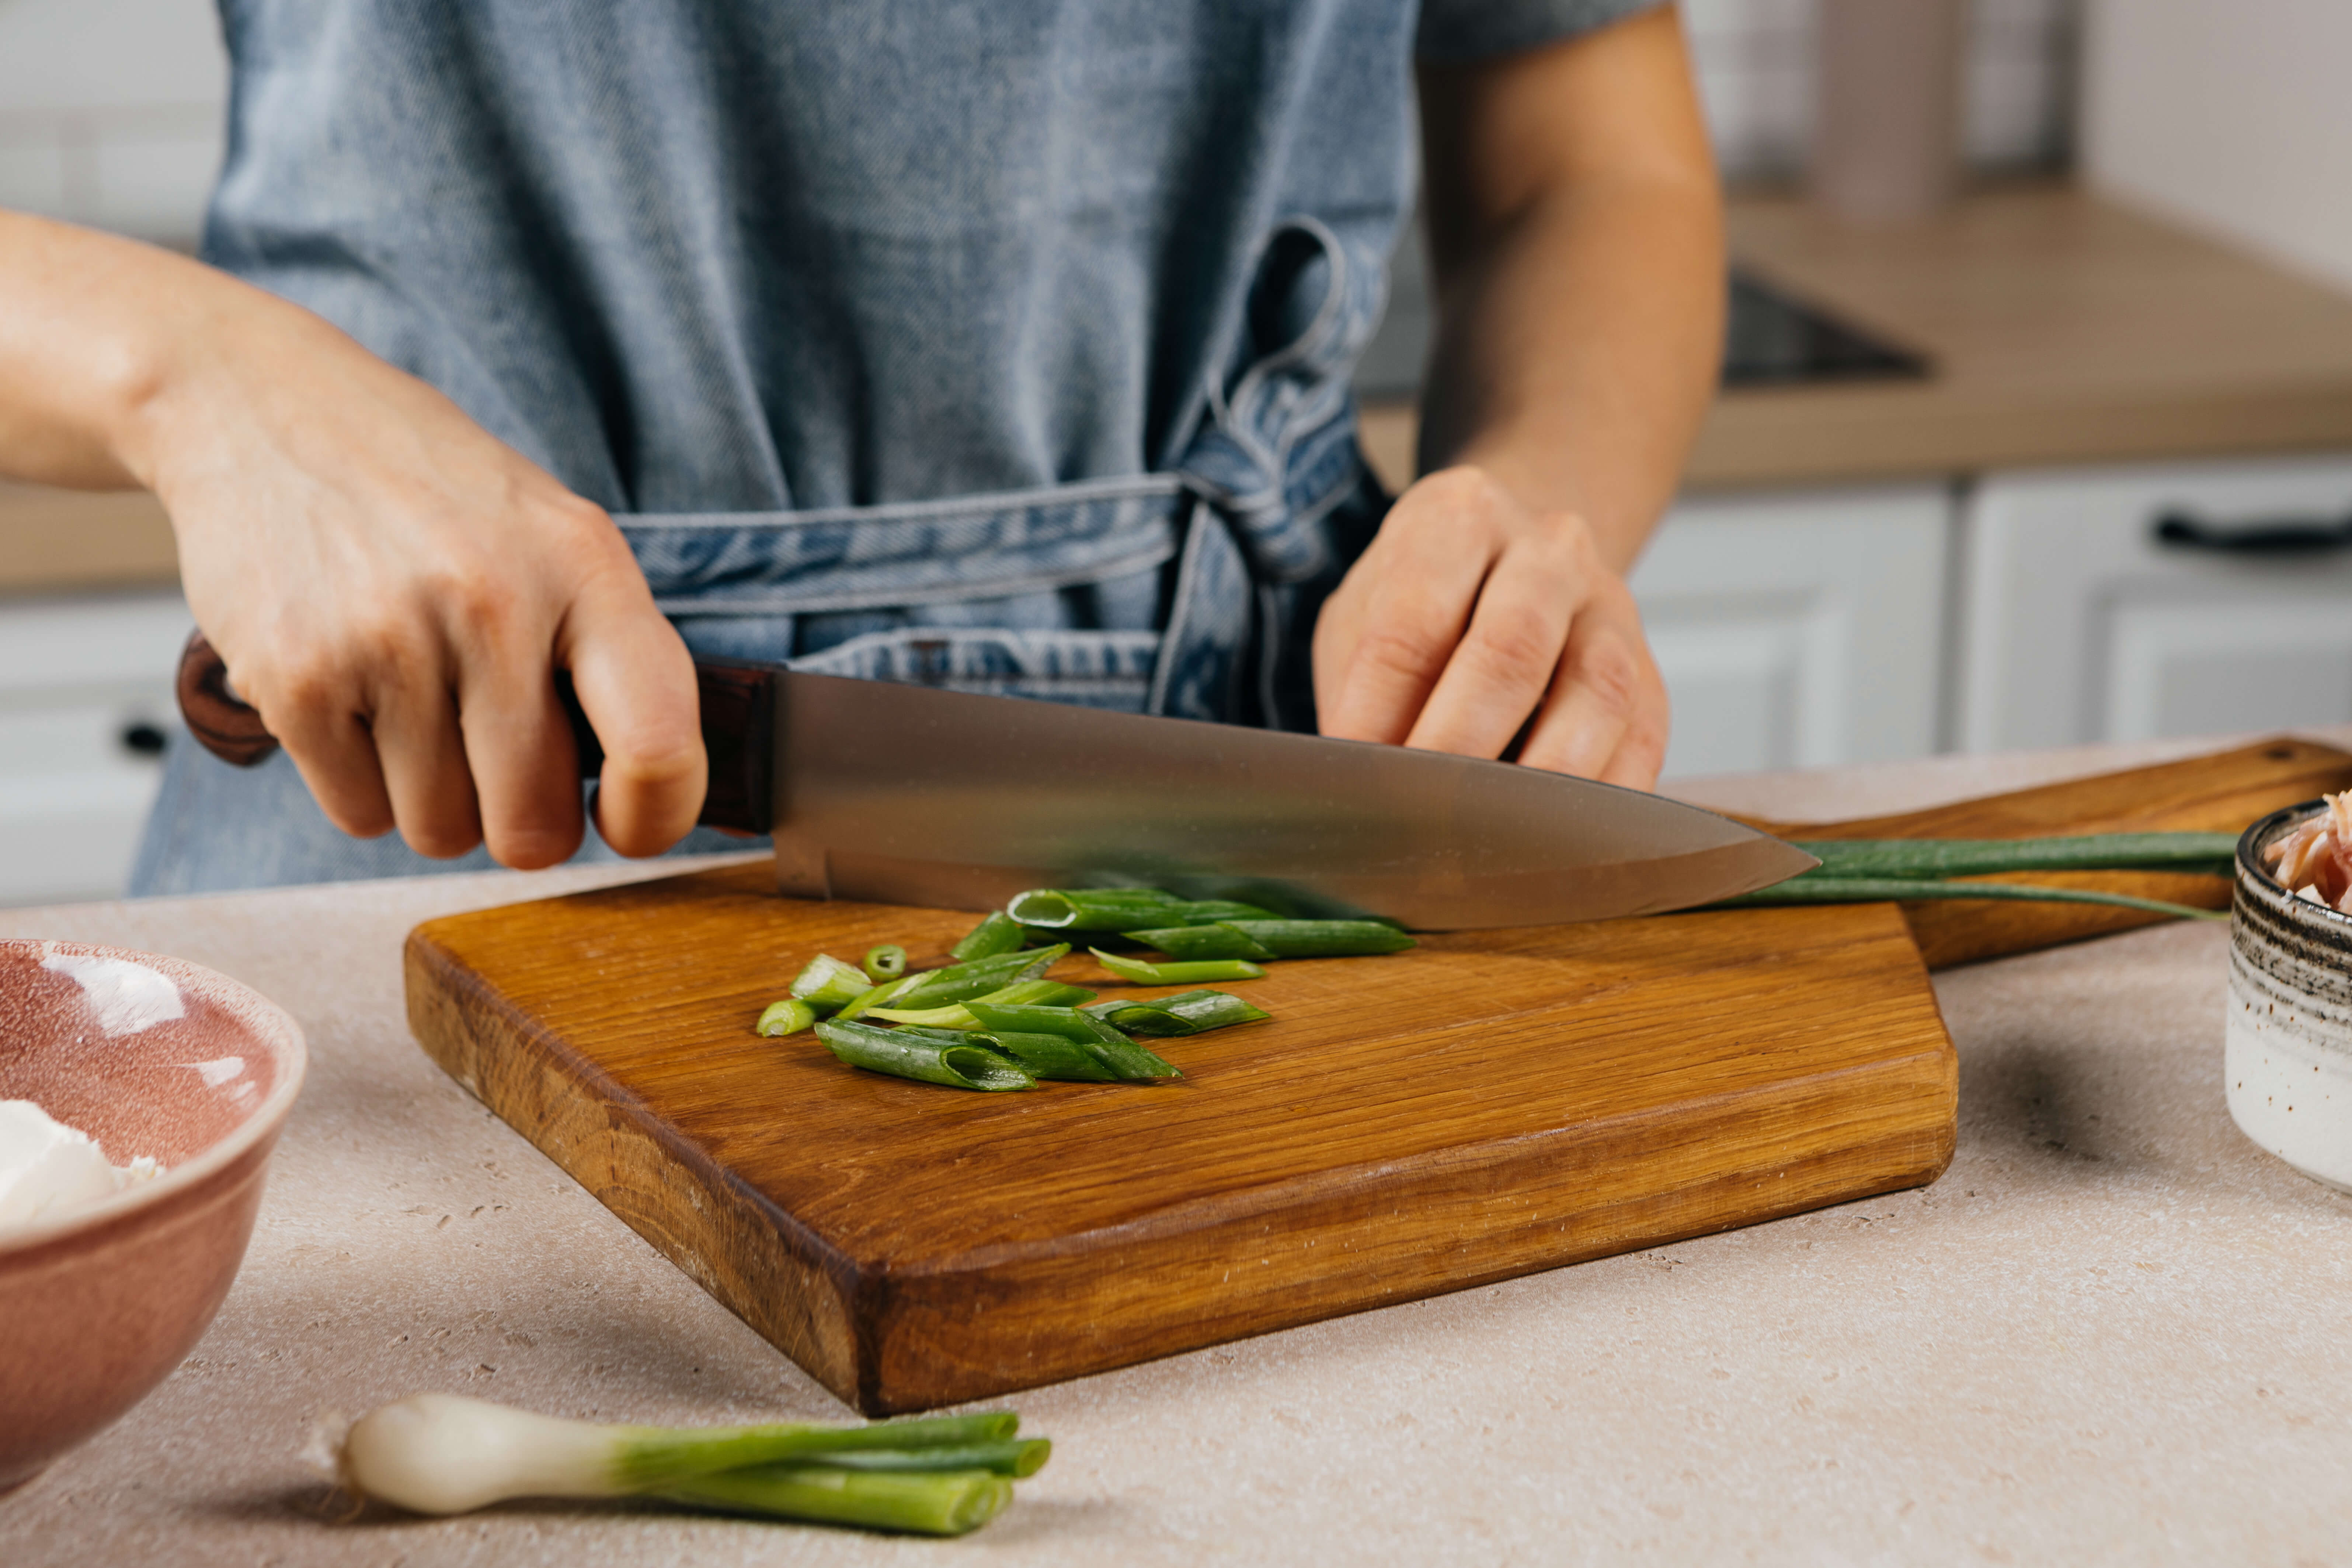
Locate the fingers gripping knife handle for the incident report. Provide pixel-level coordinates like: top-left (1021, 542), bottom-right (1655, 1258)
top-left (172, 631), bottom-right (776, 834)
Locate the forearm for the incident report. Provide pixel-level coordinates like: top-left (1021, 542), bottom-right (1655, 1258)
top-left (0, 211), bottom-right (268, 492)
top-left (1415, 168), bottom-right (1721, 571)
top-left (1412, 7), bottom-right (1724, 572)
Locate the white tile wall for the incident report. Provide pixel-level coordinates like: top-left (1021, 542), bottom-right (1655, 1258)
top-left (1688, 0), bottom-right (2080, 180)
top-left (0, 0), bottom-right (227, 243)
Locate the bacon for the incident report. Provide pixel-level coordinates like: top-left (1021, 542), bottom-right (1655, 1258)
top-left (2266, 793), bottom-right (2352, 910)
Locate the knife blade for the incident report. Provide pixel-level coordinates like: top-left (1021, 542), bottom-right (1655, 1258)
top-left (177, 633), bottom-right (1815, 927)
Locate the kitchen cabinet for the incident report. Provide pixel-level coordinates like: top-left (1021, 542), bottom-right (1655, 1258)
top-left (1955, 454), bottom-right (2352, 751)
top-left (0, 591), bottom-right (191, 906)
top-left (1631, 484), bottom-right (1951, 779)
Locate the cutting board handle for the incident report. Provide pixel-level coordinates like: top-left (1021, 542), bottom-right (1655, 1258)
top-left (174, 631), bottom-right (774, 834)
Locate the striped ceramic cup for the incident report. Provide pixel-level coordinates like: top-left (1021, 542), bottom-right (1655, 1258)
top-left (2229, 802), bottom-right (2352, 1193)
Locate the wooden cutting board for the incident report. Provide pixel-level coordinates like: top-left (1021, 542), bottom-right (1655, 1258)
top-left (404, 738), bottom-right (2352, 1414)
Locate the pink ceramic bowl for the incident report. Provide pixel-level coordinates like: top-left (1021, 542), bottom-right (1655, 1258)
top-left (0, 939), bottom-right (305, 1493)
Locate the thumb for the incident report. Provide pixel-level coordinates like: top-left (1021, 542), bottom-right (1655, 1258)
top-left (558, 567), bottom-right (705, 857)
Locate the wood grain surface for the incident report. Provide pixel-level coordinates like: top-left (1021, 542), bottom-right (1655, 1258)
top-left (407, 886), bottom-right (1956, 1413)
top-left (1764, 737), bottom-right (2352, 969)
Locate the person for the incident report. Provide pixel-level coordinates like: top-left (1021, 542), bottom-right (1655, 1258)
top-left (0, 0), bottom-right (1722, 894)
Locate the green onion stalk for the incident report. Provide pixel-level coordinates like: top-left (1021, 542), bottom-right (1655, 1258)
top-left (335, 1393), bottom-right (1042, 1535)
top-left (1711, 832), bottom-right (2242, 921)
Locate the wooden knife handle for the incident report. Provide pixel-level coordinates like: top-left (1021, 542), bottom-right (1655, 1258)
top-left (174, 631), bottom-right (776, 834)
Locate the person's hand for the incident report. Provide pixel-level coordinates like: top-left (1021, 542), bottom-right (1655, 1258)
top-left (133, 287), bottom-right (705, 867)
top-left (1311, 466), bottom-right (1669, 789)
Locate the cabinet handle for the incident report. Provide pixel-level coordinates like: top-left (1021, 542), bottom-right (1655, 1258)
top-left (118, 721), bottom-right (168, 758)
top-left (2152, 509), bottom-right (2352, 555)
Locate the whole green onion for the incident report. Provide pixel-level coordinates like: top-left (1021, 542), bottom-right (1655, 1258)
top-left (789, 953), bottom-right (876, 1015)
top-left (335, 1393), bottom-right (1029, 1533)
top-left (1712, 876), bottom-right (2227, 921)
top-left (660, 1464), bottom-right (1010, 1536)
top-left (1790, 833), bottom-right (2239, 880)
top-left (950, 911), bottom-right (1026, 962)
top-left (862, 943), bottom-right (908, 981)
top-left (1089, 949), bottom-right (1267, 985)
top-left (755, 998), bottom-right (818, 1037)
top-left (962, 1002), bottom-right (1180, 1081)
top-left (1123, 924), bottom-right (1278, 962)
top-left (1218, 919), bottom-right (1415, 957)
top-left (814, 1019), bottom-right (1036, 1091)
top-left (1084, 988), bottom-right (1270, 1036)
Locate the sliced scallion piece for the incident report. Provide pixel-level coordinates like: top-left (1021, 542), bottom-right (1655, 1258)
top-left (1219, 919), bottom-right (1415, 957)
top-left (883, 945), bottom-right (1071, 1011)
top-left (1123, 923), bottom-right (1278, 962)
top-left (1005, 888), bottom-right (1185, 930)
top-left (1085, 988), bottom-right (1270, 1036)
top-left (1089, 949), bottom-right (1267, 985)
top-left (862, 943), bottom-right (908, 981)
top-left (834, 970), bottom-right (919, 1023)
top-left (950, 911), bottom-right (1026, 962)
top-left (755, 998), bottom-right (818, 1037)
top-left (962, 1002), bottom-right (1180, 1081)
top-left (814, 1019), bottom-right (1036, 1091)
top-left (870, 978), bottom-right (1097, 1030)
top-left (969, 1030), bottom-right (1121, 1082)
top-left (789, 953), bottom-right (876, 1015)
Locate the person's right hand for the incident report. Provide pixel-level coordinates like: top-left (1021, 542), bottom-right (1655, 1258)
top-left (123, 264), bottom-right (705, 868)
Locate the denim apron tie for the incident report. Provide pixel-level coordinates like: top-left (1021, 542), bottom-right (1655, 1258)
top-left (623, 217), bottom-right (1389, 732)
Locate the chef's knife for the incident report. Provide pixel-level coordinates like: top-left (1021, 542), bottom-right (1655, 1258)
top-left (175, 632), bottom-right (1815, 928)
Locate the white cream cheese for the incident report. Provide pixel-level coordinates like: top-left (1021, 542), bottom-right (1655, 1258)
top-left (0, 1099), bottom-right (163, 1231)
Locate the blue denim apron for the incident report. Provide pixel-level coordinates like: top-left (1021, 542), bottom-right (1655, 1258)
top-left (130, 0), bottom-right (1651, 895)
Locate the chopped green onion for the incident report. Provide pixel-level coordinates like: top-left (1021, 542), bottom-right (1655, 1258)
top-left (1161, 899), bottom-right (1279, 924)
top-left (1711, 876), bottom-right (2227, 921)
top-left (969, 1030), bottom-right (1121, 1082)
top-left (883, 945), bottom-right (1071, 1011)
top-left (870, 978), bottom-right (1097, 1030)
top-left (789, 953), bottom-right (876, 1015)
top-left (834, 970), bottom-right (919, 1023)
top-left (1790, 832), bottom-right (2240, 881)
top-left (1084, 988), bottom-right (1270, 1036)
top-left (1089, 949), bottom-right (1267, 985)
top-left (950, 911), bottom-right (1026, 962)
top-left (862, 943), bottom-right (908, 981)
top-left (1123, 923), bottom-right (1278, 962)
top-left (1005, 888), bottom-right (1185, 930)
top-left (755, 998), bottom-right (818, 1037)
top-left (814, 1019), bottom-right (1036, 1091)
top-left (963, 1002), bottom-right (1180, 1081)
top-left (660, 1464), bottom-right (1010, 1536)
top-left (1219, 919), bottom-right (1415, 957)
top-left (335, 1393), bottom-right (1025, 1521)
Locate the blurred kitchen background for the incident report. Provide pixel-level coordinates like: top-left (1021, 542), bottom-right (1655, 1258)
top-left (7, 0), bottom-right (2352, 903)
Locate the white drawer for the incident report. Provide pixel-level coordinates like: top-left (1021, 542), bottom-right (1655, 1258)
top-left (1957, 455), bottom-right (2352, 750)
top-left (1632, 484), bottom-right (1952, 779)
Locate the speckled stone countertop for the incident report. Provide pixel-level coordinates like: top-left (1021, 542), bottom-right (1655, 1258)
top-left (5, 735), bottom-right (2349, 1565)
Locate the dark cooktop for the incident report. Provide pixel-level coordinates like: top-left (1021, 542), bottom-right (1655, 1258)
top-left (1723, 271), bottom-right (1929, 387)
top-left (1351, 265), bottom-right (1930, 401)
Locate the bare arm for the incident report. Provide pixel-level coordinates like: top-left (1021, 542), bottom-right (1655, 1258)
top-left (1315, 6), bottom-right (1722, 787)
top-left (0, 211), bottom-right (704, 865)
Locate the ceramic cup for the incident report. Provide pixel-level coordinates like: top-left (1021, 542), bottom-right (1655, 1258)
top-left (2228, 805), bottom-right (2352, 1192)
top-left (0, 940), bottom-right (306, 1492)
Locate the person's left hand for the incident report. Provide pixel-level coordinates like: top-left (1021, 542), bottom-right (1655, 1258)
top-left (1311, 465), bottom-right (1669, 789)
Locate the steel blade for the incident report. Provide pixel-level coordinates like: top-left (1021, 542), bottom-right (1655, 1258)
top-left (766, 672), bottom-right (1817, 928)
